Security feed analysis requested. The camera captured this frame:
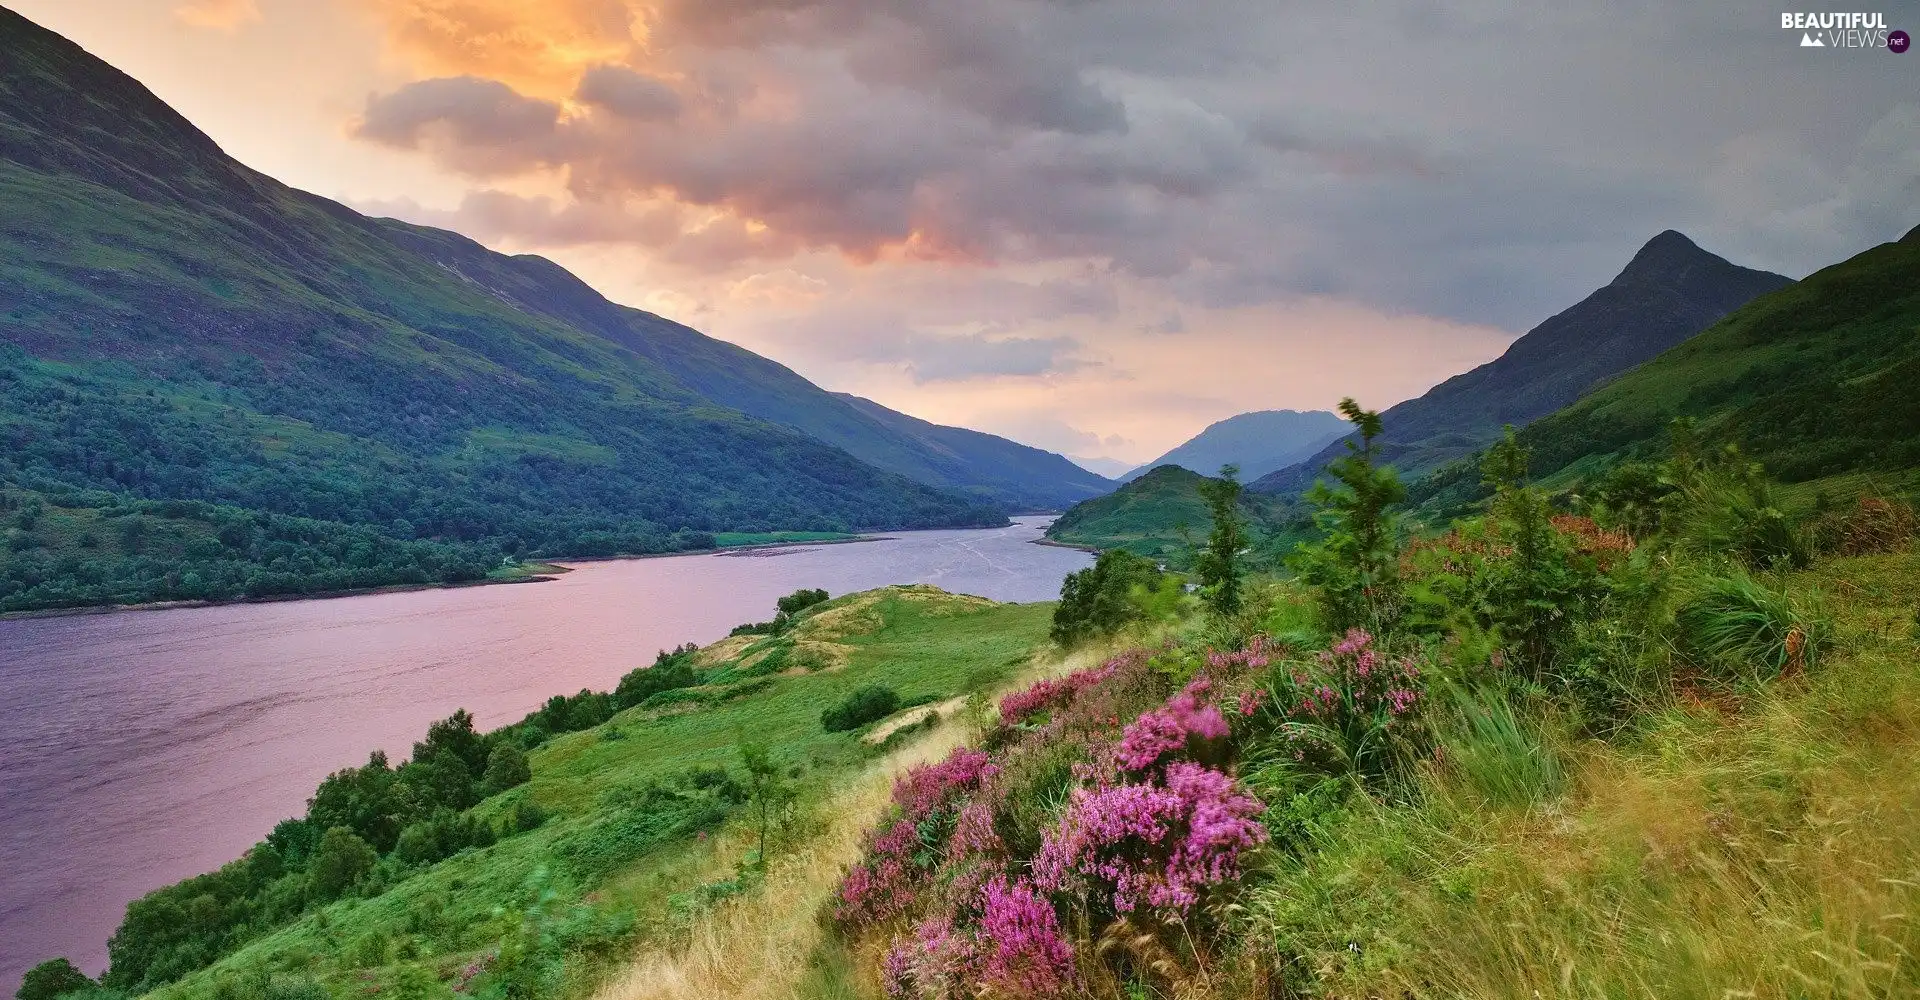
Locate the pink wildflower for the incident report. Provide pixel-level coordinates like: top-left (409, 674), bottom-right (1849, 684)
top-left (977, 876), bottom-right (1077, 996)
top-left (1114, 679), bottom-right (1229, 772)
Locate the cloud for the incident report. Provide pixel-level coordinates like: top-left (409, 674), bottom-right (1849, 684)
top-left (575, 65), bottom-right (683, 120)
top-left (173, 0), bottom-right (260, 32)
top-left (348, 0), bottom-right (638, 95)
top-left (353, 76), bottom-right (562, 172)
top-left (342, 0), bottom-right (1919, 332)
top-left (859, 332), bottom-right (1090, 384)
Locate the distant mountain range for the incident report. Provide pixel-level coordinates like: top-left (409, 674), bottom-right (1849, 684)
top-left (1250, 231), bottom-right (1794, 495)
top-left (0, 7), bottom-right (1102, 612)
top-left (1119, 409), bottom-right (1350, 483)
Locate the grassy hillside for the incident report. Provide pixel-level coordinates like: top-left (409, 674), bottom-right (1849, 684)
top-left (0, 9), bottom-right (1009, 613)
top-left (1043, 465), bottom-right (1295, 566)
top-left (1409, 229), bottom-right (1920, 514)
top-left (39, 585), bottom-right (1054, 999)
top-left (1253, 231), bottom-right (1792, 496)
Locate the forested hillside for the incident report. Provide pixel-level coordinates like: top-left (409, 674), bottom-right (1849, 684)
top-left (0, 8), bottom-right (1012, 613)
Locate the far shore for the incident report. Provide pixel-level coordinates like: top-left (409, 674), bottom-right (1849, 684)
top-left (0, 519), bottom-right (1071, 622)
top-left (0, 531), bottom-right (946, 622)
top-left (1029, 536), bottom-right (1100, 553)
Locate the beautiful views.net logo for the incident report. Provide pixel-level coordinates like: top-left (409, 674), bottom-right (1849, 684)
top-left (1780, 11), bottom-right (1908, 50)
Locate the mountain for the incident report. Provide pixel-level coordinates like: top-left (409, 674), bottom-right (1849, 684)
top-left (1044, 464), bottom-right (1291, 565)
top-left (1250, 232), bottom-right (1794, 495)
top-left (832, 394), bottom-right (1112, 510)
top-left (563, 299), bottom-right (1110, 509)
top-left (1069, 454), bottom-right (1139, 479)
top-left (0, 7), bottom-right (1010, 613)
top-left (1121, 409), bottom-right (1350, 483)
top-left (1494, 226), bottom-right (1920, 498)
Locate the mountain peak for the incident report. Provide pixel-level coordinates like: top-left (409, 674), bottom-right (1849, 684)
top-left (1902, 222), bottom-right (1920, 245)
top-left (1614, 230), bottom-right (1714, 284)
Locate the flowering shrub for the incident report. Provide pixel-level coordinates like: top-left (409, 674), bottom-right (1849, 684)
top-left (1263, 628), bottom-right (1424, 783)
top-left (997, 655), bottom-right (1131, 725)
top-left (882, 877), bottom-right (1077, 999)
top-left (1034, 761), bottom-right (1266, 915)
top-left (976, 876), bottom-right (1077, 995)
top-left (1114, 677), bottom-right (1229, 772)
top-left (842, 639), bottom-right (1290, 996)
top-left (838, 747), bottom-right (999, 924)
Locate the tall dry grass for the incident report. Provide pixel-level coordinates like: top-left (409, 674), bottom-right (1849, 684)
top-left (1253, 637), bottom-right (1920, 999)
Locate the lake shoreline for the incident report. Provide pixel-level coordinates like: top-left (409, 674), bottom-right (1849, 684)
top-left (1029, 537), bottom-right (1101, 554)
top-left (0, 536), bottom-right (896, 622)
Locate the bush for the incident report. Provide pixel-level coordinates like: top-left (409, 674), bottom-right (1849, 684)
top-left (1050, 549), bottom-right (1168, 646)
top-left (309, 826), bottom-right (377, 901)
top-left (481, 743), bottom-right (531, 796)
top-left (1674, 571), bottom-right (1830, 682)
top-left (16, 958), bottom-right (94, 1000)
top-left (612, 645), bottom-right (699, 709)
top-left (821, 685), bottom-right (902, 732)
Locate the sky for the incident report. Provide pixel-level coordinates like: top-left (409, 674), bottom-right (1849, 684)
top-left (11, 1), bottom-right (1917, 470)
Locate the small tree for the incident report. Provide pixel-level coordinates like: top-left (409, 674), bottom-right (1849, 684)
top-left (309, 826), bottom-right (377, 901)
top-left (1480, 427), bottom-right (1600, 677)
top-left (16, 958), bottom-right (93, 1000)
top-left (1050, 549), bottom-right (1166, 646)
top-left (736, 738), bottom-right (794, 870)
top-left (482, 743), bottom-right (532, 796)
top-left (1193, 464), bottom-right (1248, 619)
top-left (1292, 399), bottom-right (1406, 631)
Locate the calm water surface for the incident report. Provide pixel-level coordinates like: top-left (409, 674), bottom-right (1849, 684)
top-left (0, 516), bottom-right (1089, 982)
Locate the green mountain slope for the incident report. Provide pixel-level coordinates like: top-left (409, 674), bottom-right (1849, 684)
top-left (0, 8), bottom-right (1006, 613)
top-left (1252, 232), bottom-right (1793, 495)
top-left (833, 393), bottom-right (1113, 510)
top-left (1507, 227), bottom-right (1920, 493)
top-left (413, 251), bottom-right (1110, 510)
top-left (1044, 464), bottom-right (1291, 565)
top-left (1119, 409), bottom-right (1349, 483)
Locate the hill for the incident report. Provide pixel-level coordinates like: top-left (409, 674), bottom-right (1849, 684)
top-left (0, 8), bottom-right (1014, 613)
top-left (34, 585), bottom-right (1054, 998)
top-left (1044, 464), bottom-right (1291, 565)
top-left (1252, 231), bottom-right (1793, 495)
top-left (1501, 225), bottom-right (1920, 498)
top-left (1118, 409), bottom-right (1348, 483)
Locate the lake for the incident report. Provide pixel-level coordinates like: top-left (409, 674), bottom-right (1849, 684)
top-left (0, 516), bottom-right (1090, 984)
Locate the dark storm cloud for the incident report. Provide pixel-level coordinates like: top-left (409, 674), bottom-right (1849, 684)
top-left (351, 0), bottom-right (1920, 331)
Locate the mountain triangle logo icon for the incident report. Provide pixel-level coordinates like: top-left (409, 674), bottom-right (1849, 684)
top-left (1800, 32), bottom-right (1826, 45)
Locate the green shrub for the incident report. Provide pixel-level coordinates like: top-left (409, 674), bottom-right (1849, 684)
top-left (481, 743), bottom-right (531, 796)
top-left (15, 958), bottom-right (94, 1000)
top-left (1674, 571), bottom-right (1831, 682)
top-left (309, 827), bottom-right (377, 901)
top-left (612, 645), bottom-right (699, 709)
top-left (820, 685), bottom-right (901, 732)
top-left (1050, 549), bottom-right (1168, 646)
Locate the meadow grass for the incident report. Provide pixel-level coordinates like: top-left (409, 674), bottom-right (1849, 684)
top-left (145, 587), bottom-right (1054, 1000)
top-left (1246, 550), bottom-right (1920, 999)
